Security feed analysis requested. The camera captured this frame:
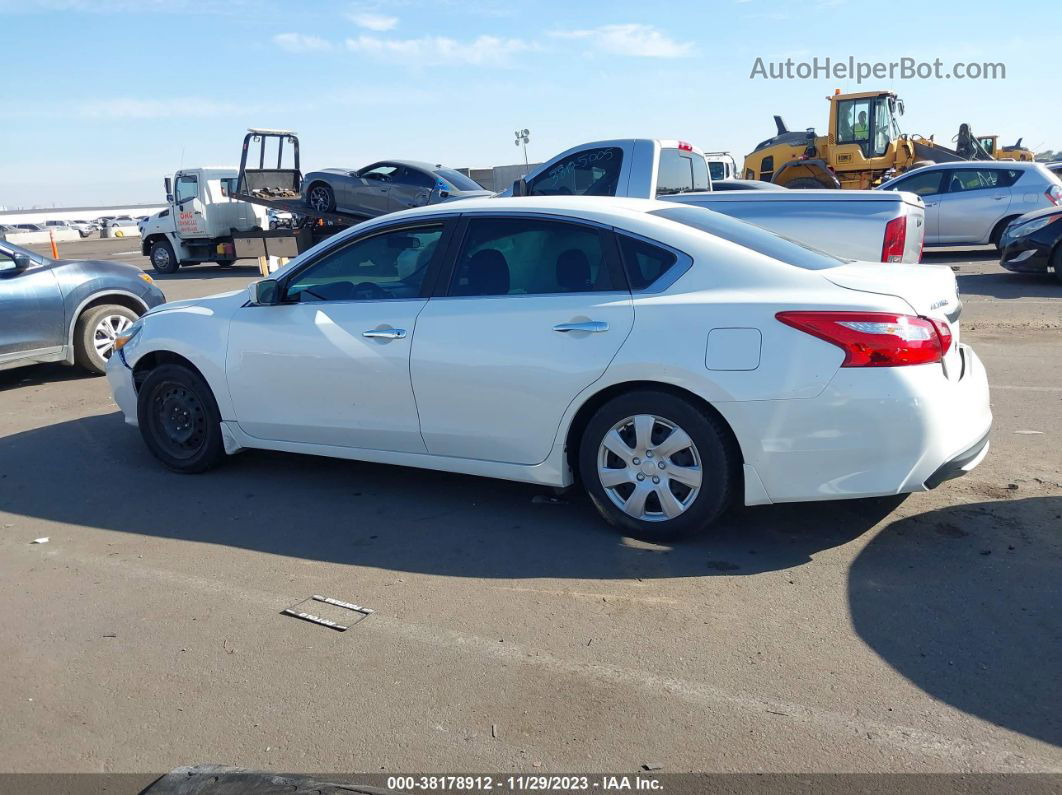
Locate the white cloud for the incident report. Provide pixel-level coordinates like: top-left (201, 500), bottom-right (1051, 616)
top-left (273, 32), bottom-right (333, 53)
top-left (345, 34), bottom-right (532, 66)
top-left (348, 11), bottom-right (399, 31)
top-left (550, 24), bottom-right (694, 58)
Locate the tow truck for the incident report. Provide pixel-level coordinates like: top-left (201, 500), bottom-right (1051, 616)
top-left (139, 129), bottom-right (359, 274)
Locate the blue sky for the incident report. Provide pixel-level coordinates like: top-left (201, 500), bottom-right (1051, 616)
top-left (2, 0), bottom-right (1058, 207)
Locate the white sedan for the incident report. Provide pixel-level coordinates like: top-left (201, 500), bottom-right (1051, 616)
top-left (108, 197), bottom-right (991, 540)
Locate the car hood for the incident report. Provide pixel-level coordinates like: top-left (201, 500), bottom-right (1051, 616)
top-left (1007, 205), bottom-right (1062, 226)
top-left (145, 288), bottom-right (247, 317)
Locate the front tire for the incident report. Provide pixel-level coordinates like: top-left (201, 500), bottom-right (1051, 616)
top-left (578, 390), bottom-right (736, 541)
top-left (306, 183), bottom-right (335, 213)
top-left (1052, 245), bottom-right (1062, 285)
top-left (137, 364), bottom-right (225, 473)
top-left (73, 304), bottom-right (139, 375)
top-left (149, 239), bottom-right (179, 274)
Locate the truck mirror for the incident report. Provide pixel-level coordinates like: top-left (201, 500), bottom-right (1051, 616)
top-left (164, 177), bottom-right (172, 197)
top-left (166, 194), bottom-right (174, 203)
top-left (512, 177), bottom-right (528, 197)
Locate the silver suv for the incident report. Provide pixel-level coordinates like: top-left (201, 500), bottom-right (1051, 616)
top-left (878, 161), bottom-right (1062, 249)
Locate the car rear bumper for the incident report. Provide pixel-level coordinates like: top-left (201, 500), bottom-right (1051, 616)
top-left (718, 343), bottom-right (992, 504)
top-left (106, 350), bottom-right (139, 427)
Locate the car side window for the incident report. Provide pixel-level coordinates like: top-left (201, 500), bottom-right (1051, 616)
top-left (394, 167), bottom-right (436, 189)
top-left (447, 217), bottom-right (619, 297)
top-left (945, 169), bottom-right (1004, 193)
top-left (527, 147), bottom-right (624, 197)
top-left (285, 224), bottom-right (444, 303)
top-left (360, 164), bottom-right (398, 182)
top-left (890, 169), bottom-right (943, 197)
top-left (617, 234), bottom-right (679, 291)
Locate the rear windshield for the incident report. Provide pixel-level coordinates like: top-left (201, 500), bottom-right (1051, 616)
top-left (650, 205), bottom-right (847, 270)
top-left (707, 161), bottom-right (726, 181)
top-left (435, 169), bottom-right (483, 192)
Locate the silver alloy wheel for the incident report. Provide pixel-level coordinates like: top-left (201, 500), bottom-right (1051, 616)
top-left (597, 414), bottom-right (703, 522)
top-left (308, 185), bottom-right (331, 212)
top-left (152, 246), bottom-right (170, 269)
top-left (93, 314), bottom-right (132, 360)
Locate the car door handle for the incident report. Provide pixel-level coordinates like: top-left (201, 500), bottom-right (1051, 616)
top-left (553, 321), bottom-right (609, 333)
top-left (362, 328), bottom-right (406, 339)
top-left (993, 196), bottom-right (1006, 200)
top-left (924, 202), bottom-right (937, 207)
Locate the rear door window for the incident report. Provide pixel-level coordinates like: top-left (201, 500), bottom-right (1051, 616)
top-left (447, 217), bottom-right (621, 296)
top-left (527, 147), bottom-right (623, 197)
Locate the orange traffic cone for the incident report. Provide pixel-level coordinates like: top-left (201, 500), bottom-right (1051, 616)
top-left (49, 229), bottom-right (60, 259)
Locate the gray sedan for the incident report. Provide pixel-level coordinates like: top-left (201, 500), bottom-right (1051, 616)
top-left (878, 161), bottom-right (1062, 249)
top-left (302, 160), bottom-right (491, 218)
top-left (0, 240), bottom-right (165, 375)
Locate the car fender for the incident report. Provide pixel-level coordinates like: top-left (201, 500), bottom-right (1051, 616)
top-left (122, 303), bottom-right (238, 420)
top-left (62, 288), bottom-right (151, 364)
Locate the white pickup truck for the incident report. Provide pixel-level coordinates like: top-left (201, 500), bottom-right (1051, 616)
top-left (508, 140), bottom-right (925, 263)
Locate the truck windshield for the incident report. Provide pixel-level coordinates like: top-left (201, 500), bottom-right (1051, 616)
top-left (649, 205), bottom-right (847, 270)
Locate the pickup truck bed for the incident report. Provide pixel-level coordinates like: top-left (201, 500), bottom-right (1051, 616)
top-left (663, 189), bottom-right (925, 263)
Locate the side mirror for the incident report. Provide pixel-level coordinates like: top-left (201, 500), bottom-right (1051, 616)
top-left (512, 177), bottom-right (528, 197)
top-left (164, 177), bottom-right (172, 201)
top-left (166, 194), bottom-right (175, 203)
top-left (1, 254), bottom-right (31, 274)
top-left (252, 279), bottom-right (280, 305)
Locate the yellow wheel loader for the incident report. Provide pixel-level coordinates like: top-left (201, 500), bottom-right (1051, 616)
top-left (742, 90), bottom-right (1004, 189)
top-left (976, 135), bottom-right (1035, 162)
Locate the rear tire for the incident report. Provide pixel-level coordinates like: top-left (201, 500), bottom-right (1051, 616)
top-left (990, 217), bottom-right (1019, 251)
top-left (149, 239), bottom-right (179, 274)
top-left (1051, 245), bottom-right (1062, 284)
top-left (137, 364), bottom-right (225, 473)
top-left (578, 390), bottom-right (736, 542)
top-left (74, 304), bottom-right (139, 375)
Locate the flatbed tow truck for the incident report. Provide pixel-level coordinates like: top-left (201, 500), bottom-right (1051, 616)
top-left (139, 129), bottom-right (370, 274)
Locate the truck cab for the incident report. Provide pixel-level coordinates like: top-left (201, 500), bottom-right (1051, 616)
top-left (140, 167), bottom-right (269, 273)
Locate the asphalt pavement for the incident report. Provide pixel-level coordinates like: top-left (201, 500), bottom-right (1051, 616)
top-left (0, 237), bottom-right (1059, 781)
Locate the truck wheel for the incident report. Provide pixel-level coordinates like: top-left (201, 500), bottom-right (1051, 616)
top-left (73, 304), bottom-right (139, 375)
top-left (150, 239), bottom-right (179, 274)
top-left (307, 183), bottom-right (335, 213)
top-left (214, 260), bottom-right (235, 267)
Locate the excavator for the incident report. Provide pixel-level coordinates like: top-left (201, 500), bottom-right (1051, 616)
top-left (742, 89), bottom-right (1030, 189)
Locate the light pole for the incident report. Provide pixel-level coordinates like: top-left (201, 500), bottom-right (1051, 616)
top-left (514, 128), bottom-right (530, 168)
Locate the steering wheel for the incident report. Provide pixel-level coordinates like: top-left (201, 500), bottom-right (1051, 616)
top-left (352, 281), bottom-right (389, 300)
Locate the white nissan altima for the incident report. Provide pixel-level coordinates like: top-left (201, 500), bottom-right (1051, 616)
top-left (108, 197), bottom-right (991, 540)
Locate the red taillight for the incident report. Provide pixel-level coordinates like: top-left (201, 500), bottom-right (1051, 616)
top-left (776, 311), bottom-right (950, 367)
top-left (677, 141), bottom-right (693, 152)
top-left (1045, 185), bottom-right (1062, 206)
top-left (881, 216), bottom-right (907, 262)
